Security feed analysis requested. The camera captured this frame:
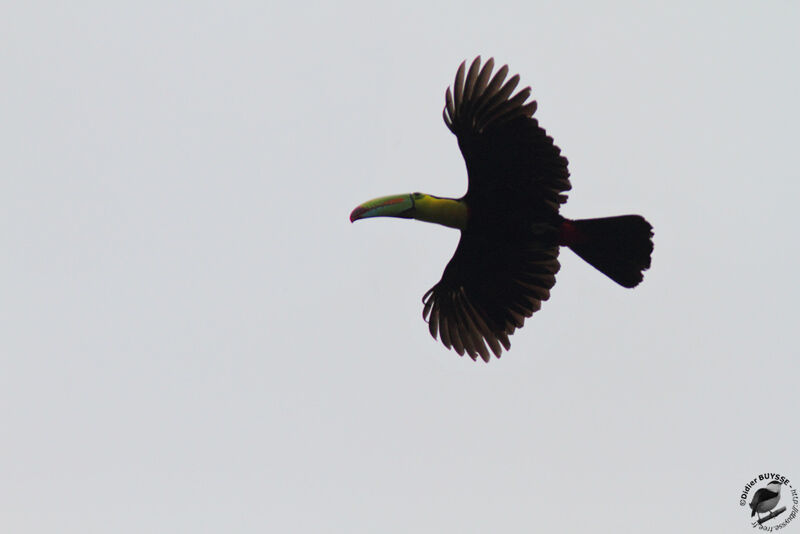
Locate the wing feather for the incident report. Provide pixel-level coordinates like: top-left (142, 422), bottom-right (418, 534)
top-left (462, 56), bottom-right (482, 105)
top-left (453, 61), bottom-right (466, 114)
top-left (472, 58), bottom-right (495, 104)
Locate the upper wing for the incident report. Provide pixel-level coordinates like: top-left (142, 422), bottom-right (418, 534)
top-left (422, 57), bottom-right (570, 361)
top-left (444, 56), bottom-right (571, 212)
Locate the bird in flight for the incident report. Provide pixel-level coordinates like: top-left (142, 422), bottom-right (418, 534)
top-left (350, 57), bottom-right (653, 361)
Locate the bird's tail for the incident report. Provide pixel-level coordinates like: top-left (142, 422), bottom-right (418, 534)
top-left (559, 215), bottom-right (654, 288)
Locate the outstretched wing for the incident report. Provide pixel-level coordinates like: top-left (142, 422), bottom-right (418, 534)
top-left (444, 56), bottom-right (571, 212)
top-left (423, 230), bottom-right (560, 362)
top-left (423, 57), bottom-right (571, 361)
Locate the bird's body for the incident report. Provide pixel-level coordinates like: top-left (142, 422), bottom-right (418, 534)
top-left (750, 481), bottom-right (782, 518)
top-left (351, 57), bottom-right (653, 361)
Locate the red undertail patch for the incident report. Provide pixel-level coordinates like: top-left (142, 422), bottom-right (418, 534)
top-left (558, 220), bottom-right (583, 246)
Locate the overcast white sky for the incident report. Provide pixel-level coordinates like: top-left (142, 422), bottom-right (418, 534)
top-left (2, 1), bottom-right (799, 532)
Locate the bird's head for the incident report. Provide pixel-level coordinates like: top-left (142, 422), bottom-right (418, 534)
top-left (767, 480), bottom-right (783, 492)
top-left (350, 193), bottom-right (467, 230)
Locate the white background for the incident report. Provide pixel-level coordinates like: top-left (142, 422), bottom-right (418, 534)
top-left (2, 1), bottom-right (798, 532)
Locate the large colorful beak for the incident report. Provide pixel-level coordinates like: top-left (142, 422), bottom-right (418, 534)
top-left (349, 194), bottom-right (415, 222)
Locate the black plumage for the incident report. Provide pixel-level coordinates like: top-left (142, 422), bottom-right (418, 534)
top-left (423, 57), bottom-right (572, 362)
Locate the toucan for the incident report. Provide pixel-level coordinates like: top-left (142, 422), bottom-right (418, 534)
top-left (351, 57), bottom-right (653, 361)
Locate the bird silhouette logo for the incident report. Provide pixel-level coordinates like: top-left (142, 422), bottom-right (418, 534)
top-left (739, 474), bottom-right (798, 528)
